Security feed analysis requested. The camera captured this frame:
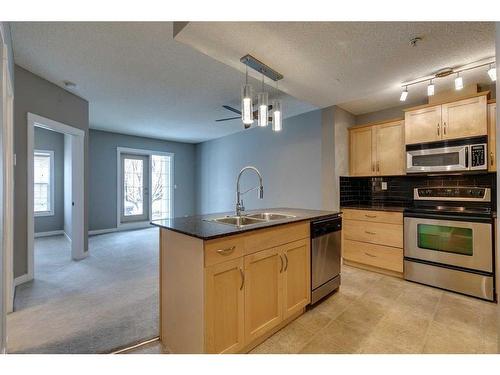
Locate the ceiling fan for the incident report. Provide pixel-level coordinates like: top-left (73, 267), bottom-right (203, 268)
top-left (216, 104), bottom-right (274, 123)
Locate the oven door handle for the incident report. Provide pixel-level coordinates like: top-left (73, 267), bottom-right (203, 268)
top-left (404, 212), bottom-right (492, 224)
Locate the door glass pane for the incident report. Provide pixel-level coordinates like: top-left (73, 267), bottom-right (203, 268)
top-left (412, 152), bottom-right (460, 167)
top-left (417, 224), bottom-right (473, 256)
top-left (123, 158), bottom-right (144, 216)
top-left (151, 155), bottom-right (172, 220)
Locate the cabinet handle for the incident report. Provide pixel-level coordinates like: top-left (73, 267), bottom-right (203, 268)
top-left (216, 246), bottom-right (236, 255)
top-left (437, 123), bottom-right (440, 136)
top-left (372, 163), bottom-right (375, 172)
top-left (443, 122), bottom-right (447, 135)
top-left (365, 214), bottom-right (377, 218)
top-left (365, 231), bottom-right (376, 235)
top-left (364, 252), bottom-right (377, 258)
top-left (284, 253), bottom-right (289, 271)
top-left (376, 161), bottom-right (380, 172)
top-left (239, 268), bottom-right (245, 290)
top-left (279, 254), bottom-right (284, 273)
top-left (491, 152), bottom-right (494, 166)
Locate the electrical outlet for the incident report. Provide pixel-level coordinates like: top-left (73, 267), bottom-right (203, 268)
top-left (381, 181), bottom-right (388, 190)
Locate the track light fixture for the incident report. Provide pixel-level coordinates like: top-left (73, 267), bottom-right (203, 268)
top-left (400, 86), bottom-right (408, 102)
top-left (488, 64), bottom-right (496, 82)
top-left (454, 73), bottom-right (463, 90)
top-left (400, 58), bottom-right (495, 100)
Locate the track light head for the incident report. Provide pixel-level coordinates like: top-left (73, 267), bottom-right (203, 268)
top-left (400, 87), bottom-right (408, 102)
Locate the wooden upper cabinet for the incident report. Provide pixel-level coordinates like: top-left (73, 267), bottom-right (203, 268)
top-left (282, 239), bottom-right (310, 319)
top-left (404, 105), bottom-right (441, 144)
top-left (244, 247), bottom-right (283, 344)
top-left (488, 102), bottom-right (496, 172)
top-left (441, 95), bottom-right (487, 140)
top-left (205, 257), bottom-right (244, 354)
top-left (375, 120), bottom-right (405, 176)
top-left (349, 120), bottom-right (405, 177)
top-left (349, 126), bottom-right (374, 176)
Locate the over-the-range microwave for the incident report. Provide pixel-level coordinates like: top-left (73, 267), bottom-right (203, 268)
top-left (406, 136), bottom-right (488, 174)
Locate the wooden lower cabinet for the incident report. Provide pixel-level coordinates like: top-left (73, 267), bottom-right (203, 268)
top-left (342, 209), bottom-right (403, 277)
top-left (282, 239), bottom-right (310, 319)
top-left (202, 224), bottom-right (310, 353)
top-left (244, 247), bottom-right (283, 343)
top-left (205, 258), bottom-right (245, 354)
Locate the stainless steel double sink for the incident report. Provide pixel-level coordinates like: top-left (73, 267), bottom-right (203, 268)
top-left (206, 212), bottom-right (296, 227)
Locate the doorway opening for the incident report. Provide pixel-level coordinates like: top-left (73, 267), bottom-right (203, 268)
top-left (117, 147), bottom-right (174, 229)
top-left (26, 113), bottom-right (86, 282)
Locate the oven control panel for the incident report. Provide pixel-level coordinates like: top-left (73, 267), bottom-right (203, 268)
top-left (414, 187), bottom-right (490, 201)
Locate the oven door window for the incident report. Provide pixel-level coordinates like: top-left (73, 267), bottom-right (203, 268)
top-left (417, 224), bottom-right (473, 256)
top-left (412, 152), bottom-right (460, 167)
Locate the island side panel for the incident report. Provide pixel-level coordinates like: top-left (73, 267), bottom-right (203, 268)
top-left (160, 228), bottom-right (205, 353)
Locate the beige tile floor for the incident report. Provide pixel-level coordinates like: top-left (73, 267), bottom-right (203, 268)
top-left (126, 265), bottom-right (499, 354)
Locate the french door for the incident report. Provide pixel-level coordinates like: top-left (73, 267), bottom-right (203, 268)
top-left (120, 153), bottom-right (150, 223)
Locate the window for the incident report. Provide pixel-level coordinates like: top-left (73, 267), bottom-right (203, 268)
top-left (34, 150), bottom-right (54, 216)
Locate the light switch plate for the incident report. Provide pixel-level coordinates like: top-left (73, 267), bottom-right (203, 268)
top-left (381, 181), bottom-right (388, 190)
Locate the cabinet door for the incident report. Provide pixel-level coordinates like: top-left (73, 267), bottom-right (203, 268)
top-left (442, 95), bottom-right (487, 140)
top-left (488, 103), bottom-right (496, 172)
top-left (349, 127), bottom-right (374, 176)
top-left (375, 120), bottom-right (405, 176)
top-left (282, 239), bottom-right (310, 319)
top-left (205, 258), bottom-right (244, 354)
top-left (244, 247), bottom-right (283, 343)
top-left (404, 105), bottom-right (441, 144)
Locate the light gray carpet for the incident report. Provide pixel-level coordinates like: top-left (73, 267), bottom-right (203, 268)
top-left (7, 227), bottom-right (159, 354)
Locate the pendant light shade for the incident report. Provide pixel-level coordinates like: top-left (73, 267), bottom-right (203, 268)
top-left (272, 100), bottom-right (282, 132)
top-left (257, 92), bottom-right (269, 127)
top-left (241, 83), bottom-right (254, 126)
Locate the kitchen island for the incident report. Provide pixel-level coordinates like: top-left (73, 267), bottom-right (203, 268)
top-left (151, 208), bottom-right (339, 354)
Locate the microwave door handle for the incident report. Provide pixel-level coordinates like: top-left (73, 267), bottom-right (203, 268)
top-left (465, 146), bottom-right (469, 168)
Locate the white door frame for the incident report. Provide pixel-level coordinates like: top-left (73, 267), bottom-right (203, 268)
top-left (1, 25), bottom-right (14, 353)
top-left (27, 113), bottom-right (86, 282)
top-left (116, 147), bottom-right (174, 230)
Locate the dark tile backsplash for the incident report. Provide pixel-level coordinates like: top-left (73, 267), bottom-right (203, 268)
top-left (340, 173), bottom-right (496, 207)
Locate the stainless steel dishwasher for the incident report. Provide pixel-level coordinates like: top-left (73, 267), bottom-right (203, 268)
top-left (310, 216), bottom-right (342, 304)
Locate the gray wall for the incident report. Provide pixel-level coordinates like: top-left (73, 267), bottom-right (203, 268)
top-left (34, 127), bottom-right (64, 233)
top-left (89, 129), bottom-right (197, 230)
top-left (195, 110), bottom-right (323, 215)
top-left (14, 65), bottom-right (89, 278)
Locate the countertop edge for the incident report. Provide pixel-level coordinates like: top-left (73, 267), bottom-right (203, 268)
top-left (151, 210), bottom-right (340, 240)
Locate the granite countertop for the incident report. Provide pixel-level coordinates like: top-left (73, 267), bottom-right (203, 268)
top-left (151, 208), bottom-right (340, 240)
top-left (340, 203), bottom-right (408, 213)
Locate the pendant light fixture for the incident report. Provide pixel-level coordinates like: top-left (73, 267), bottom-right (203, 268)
top-left (427, 80), bottom-right (435, 96)
top-left (488, 64), bottom-right (496, 82)
top-left (257, 74), bottom-right (268, 127)
top-left (272, 99), bottom-right (282, 132)
top-left (241, 66), bottom-right (254, 128)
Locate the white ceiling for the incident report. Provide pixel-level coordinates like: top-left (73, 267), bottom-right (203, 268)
top-left (175, 22), bottom-right (496, 115)
top-left (10, 22), bottom-right (316, 143)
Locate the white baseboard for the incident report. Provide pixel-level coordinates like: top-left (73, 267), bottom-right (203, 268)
top-left (14, 273), bottom-right (32, 287)
top-left (34, 230), bottom-right (64, 238)
top-left (89, 222), bottom-right (153, 236)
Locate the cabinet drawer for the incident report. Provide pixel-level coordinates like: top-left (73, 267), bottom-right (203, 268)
top-left (342, 209), bottom-right (403, 224)
top-left (243, 222), bottom-right (309, 255)
top-left (343, 219), bottom-right (403, 248)
top-left (343, 239), bottom-right (403, 273)
top-left (205, 236), bottom-right (244, 267)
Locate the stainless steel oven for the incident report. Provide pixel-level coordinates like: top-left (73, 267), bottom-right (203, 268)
top-left (406, 136), bottom-right (487, 174)
top-left (404, 187), bottom-right (494, 301)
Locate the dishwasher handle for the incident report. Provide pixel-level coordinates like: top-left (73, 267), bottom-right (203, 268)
top-left (311, 217), bottom-right (342, 238)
